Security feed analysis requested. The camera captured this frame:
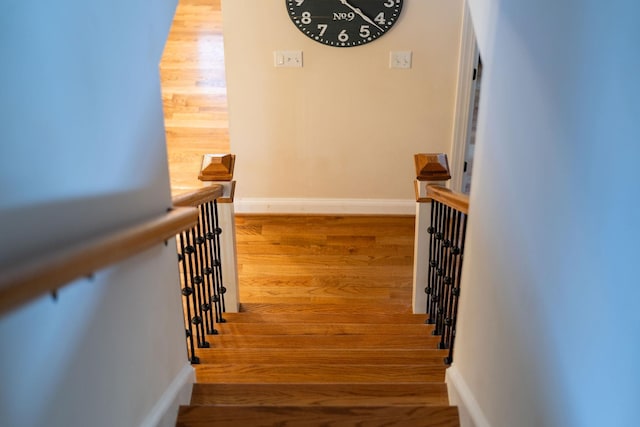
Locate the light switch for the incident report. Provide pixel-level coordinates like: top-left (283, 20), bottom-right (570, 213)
top-left (274, 51), bottom-right (303, 68)
top-left (390, 51), bottom-right (412, 69)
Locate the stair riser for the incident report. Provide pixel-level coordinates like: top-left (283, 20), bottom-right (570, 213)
top-left (177, 405), bottom-right (460, 427)
top-left (195, 364), bottom-right (446, 384)
top-left (191, 383), bottom-right (450, 406)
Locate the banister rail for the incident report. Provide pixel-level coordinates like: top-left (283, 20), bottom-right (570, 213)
top-left (173, 185), bottom-right (223, 208)
top-left (426, 185), bottom-right (469, 215)
top-left (0, 207), bottom-right (199, 316)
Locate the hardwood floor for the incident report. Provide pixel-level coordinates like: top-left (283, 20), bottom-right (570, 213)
top-left (235, 215), bottom-right (416, 307)
top-left (161, 0), bottom-right (230, 194)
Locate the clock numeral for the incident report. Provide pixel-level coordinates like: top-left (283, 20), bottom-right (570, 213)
top-left (338, 29), bottom-right (349, 42)
top-left (317, 23), bottom-right (328, 36)
top-left (359, 25), bottom-right (371, 38)
top-left (301, 11), bottom-right (312, 24)
top-left (374, 12), bottom-right (386, 25)
top-left (383, 0), bottom-right (395, 7)
top-left (294, 0), bottom-right (304, 6)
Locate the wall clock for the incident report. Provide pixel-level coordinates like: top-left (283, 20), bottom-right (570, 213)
top-left (286, 0), bottom-right (403, 48)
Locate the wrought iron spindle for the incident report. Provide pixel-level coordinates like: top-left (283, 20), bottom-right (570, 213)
top-left (445, 212), bottom-right (467, 365)
top-left (195, 210), bottom-right (215, 335)
top-left (201, 202), bottom-right (223, 327)
top-left (440, 210), bottom-right (461, 350)
top-left (178, 232), bottom-right (199, 364)
top-left (210, 200), bottom-right (227, 317)
top-left (186, 230), bottom-right (209, 348)
top-left (435, 204), bottom-right (452, 337)
top-left (426, 198), bottom-right (437, 324)
top-left (437, 207), bottom-right (452, 347)
top-left (427, 201), bottom-right (443, 323)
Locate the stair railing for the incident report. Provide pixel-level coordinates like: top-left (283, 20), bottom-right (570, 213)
top-left (413, 153), bottom-right (469, 364)
top-left (173, 186), bottom-right (226, 363)
top-left (171, 153), bottom-right (239, 364)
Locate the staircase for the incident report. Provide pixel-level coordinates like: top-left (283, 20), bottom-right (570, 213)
top-left (175, 215), bottom-right (460, 426)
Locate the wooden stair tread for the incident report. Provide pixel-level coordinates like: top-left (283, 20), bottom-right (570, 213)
top-left (223, 311), bottom-right (428, 324)
top-left (195, 348), bottom-right (448, 365)
top-left (191, 383), bottom-right (450, 406)
top-left (206, 334), bottom-right (440, 349)
top-left (239, 302), bottom-right (413, 315)
top-left (217, 322), bottom-right (434, 335)
top-left (177, 405), bottom-right (460, 427)
top-left (195, 364), bottom-right (446, 383)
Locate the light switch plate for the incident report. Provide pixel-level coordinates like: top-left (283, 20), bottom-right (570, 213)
top-left (274, 51), bottom-right (303, 68)
top-left (390, 51), bottom-right (412, 69)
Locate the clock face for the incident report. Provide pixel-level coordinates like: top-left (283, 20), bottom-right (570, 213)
top-left (286, 0), bottom-right (403, 48)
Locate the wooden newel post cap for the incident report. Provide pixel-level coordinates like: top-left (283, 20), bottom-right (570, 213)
top-left (199, 154), bottom-right (236, 181)
top-left (414, 153), bottom-right (451, 181)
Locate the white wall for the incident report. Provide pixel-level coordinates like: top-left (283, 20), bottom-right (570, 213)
top-left (221, 0), bottom-right (464, 212)
top-left (450, 0), bottom-right (640, 426)
top-left (0, 1), bottom-right (191, 426)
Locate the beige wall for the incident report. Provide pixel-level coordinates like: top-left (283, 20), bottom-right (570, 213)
top-left (0, 1), bottom-right (190, 426)
top-left (450, 0), bottom-right (640, 426)
top-left (222, 0), bottom-right (464, 209)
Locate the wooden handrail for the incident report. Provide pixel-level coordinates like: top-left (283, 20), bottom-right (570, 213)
top-left (0, 207), bottom-right (199, 316)
top-left (172, 185), bottom-right (224, 207)
top-left (427, 185), bottom-right (469, 214)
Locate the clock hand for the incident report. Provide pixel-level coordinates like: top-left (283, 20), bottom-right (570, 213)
top-left (339, 0), bottom-right (384, 32)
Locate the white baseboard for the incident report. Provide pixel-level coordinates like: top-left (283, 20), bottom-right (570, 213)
top-left (139, 363), bottom-right (194, 427)
top-left (446, 365), bottom-right (492, 427)
top-left (235, 198), bottom-right (415, 215)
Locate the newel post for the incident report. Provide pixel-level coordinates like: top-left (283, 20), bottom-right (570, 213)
top-left (199, 154), bottom-right (240, 313)
top-left (412, 153), bottom-right (451, 314)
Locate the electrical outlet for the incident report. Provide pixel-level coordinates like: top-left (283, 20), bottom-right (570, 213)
top-left (274, 51), bottom-right (303, 68)
top-left (390, 51), bottom-right (412, 69)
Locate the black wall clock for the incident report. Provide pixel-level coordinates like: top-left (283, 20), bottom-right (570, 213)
top-left (286, 0), bottom-right (403, 48)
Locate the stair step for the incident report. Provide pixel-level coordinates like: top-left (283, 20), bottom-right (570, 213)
top-left (217, 322), bottom-right (434, 335)
top-left (176, 405), bottom-right (460, 427)
top-left (191, 383), bottom-right (450, 406)
top-left (239, 302), bottom-right (413, 315)
top-left (195, 348), bottom-right (448, 365)
top-left (206, 334), bottom-right (441, 349)
top-left (195, 364), bottom-right (446, 383)
top-left (223, 311), bottom-right (428, 324)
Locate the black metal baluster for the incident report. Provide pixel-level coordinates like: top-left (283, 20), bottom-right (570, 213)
top-left (202, 201), bottom-right (223, 327)
top-left (441, 210), bottom-right (461, 351)
top-left (426, 199), bottom-right (437, 321)
top-left (207, 201), bottom-right (223, 322)
top-left (178, 232), bottom-right (199, 364)
top-left (432, 201), bottom-right (443, 331)
top-left (211, 200), bottom-right (227, 317)
top-left (186, 230), bottom-right (209, 348)
top-left (434, 204), bottom-right (451, 337)
top-left (433, 202), bottom-right (445, 335)
top-left (427, 201), bottom-right (442, 324)
top-left (445, 212), bottom-right (468, 365)
top-left (195, 207), bottom-right (215, 335)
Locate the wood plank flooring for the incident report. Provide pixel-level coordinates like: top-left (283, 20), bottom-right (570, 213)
top-left (235, 215), bottom-right (416, 307)
top-left (160, 0), bottom-right (230, 194)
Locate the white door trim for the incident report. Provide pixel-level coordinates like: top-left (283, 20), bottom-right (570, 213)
top-left (450, 2), bottom-right (479, 193)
